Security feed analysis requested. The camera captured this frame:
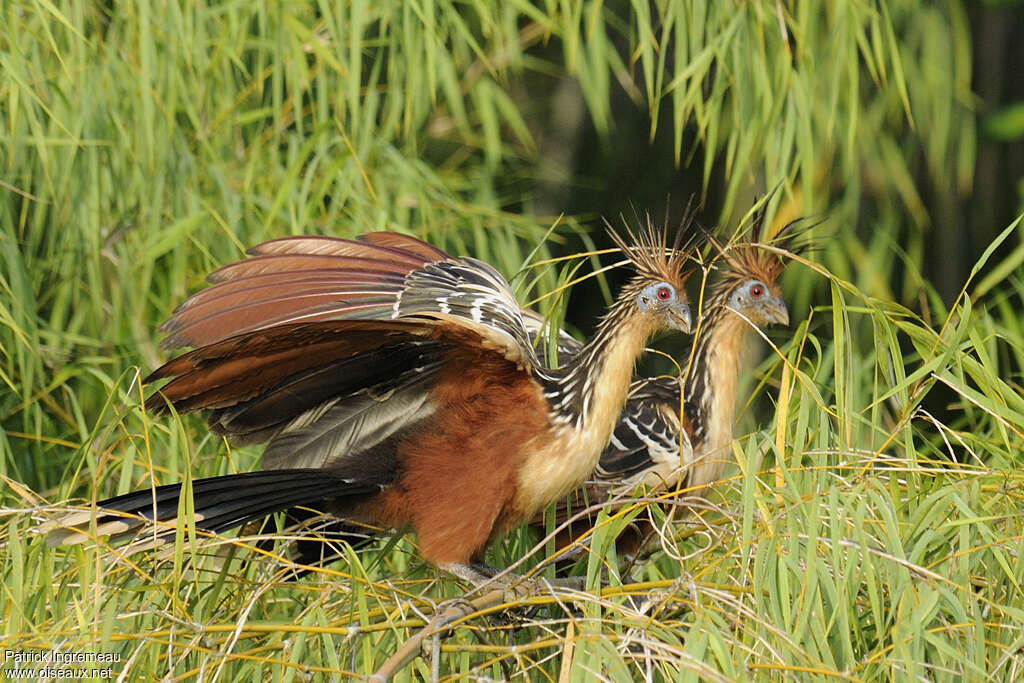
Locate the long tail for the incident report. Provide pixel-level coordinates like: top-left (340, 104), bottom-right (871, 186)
top-left (45, 469), bottom-right (376, 549)
top-left (270, 511), bottom-right (383, 572)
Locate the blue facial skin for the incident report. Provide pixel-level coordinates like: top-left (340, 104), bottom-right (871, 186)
top-left (728, 278), bottom-right (789, 327)
top-left (637, 281), bottom-right (692, 333)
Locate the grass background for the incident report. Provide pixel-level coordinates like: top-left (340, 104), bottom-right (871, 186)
top-left (3, 1), bottom-right (1024, 680)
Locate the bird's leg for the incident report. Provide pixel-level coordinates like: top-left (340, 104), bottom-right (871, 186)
top-left (469, 560), bottom-right (502, 579)
top-left (441, 562), bottom-right (509, 589)
top-left (444, 562), bottom-right (586, 595)
top-left (443, 562), bottom-right (539, 605)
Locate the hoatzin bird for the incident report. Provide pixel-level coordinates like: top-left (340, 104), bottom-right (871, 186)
top-left (532, 208), bottom-right (802, 560)
top-left (47, 226), bottom-right (699, 586)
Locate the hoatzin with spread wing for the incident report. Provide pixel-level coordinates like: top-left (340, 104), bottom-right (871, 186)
top-left (532, 207), bottom-right (804, 559)
top-left (47, 226), bottom-right (699, 585)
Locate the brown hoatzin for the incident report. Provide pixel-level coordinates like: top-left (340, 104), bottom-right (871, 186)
top-left (533, 208), bottom-right (804, 560)
top-left (47, 226), bottom-right (699, 585)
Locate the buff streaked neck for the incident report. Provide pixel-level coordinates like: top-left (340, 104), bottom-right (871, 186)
top-left (684, 305), bottom-right (759, 488)
top-left (545, 284), bottom-right (662, 428)
top-left (574, 311), bottom-right (660, 446)
top-left (521, 306), bottom-right (663, 520)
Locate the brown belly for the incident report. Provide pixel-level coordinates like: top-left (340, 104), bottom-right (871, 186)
top-left (341, 350), bottom-right (554, 566)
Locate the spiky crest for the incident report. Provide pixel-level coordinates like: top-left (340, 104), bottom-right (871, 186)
top-left (707, 198), bottom-right (812, 291)
top-left (605, 209), bottom-right (697, 292)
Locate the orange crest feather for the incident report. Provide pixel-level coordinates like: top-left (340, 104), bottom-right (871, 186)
top-left (714, 199), bottom-right (811, 287)
top-left (605, 210), bottom-right (700, 289)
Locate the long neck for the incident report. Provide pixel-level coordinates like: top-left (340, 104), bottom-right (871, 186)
top-left (513, 292), bottom-right (661, 523)
top-left (684, 294), bottom-right (756, 460)
top-left (545, 293), bottom-right (654, 442)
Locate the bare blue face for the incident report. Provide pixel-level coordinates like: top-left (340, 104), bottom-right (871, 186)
top-left (728, 278), bottom-right (789, 327)
top-left (637, 281), bottom-right (692, 333)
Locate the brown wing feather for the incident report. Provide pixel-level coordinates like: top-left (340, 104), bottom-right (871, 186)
top-left (160, 233), bottom-right (447, 350)
top-left (210, 341), bottom-right (446, 445)
top-left (207, 255), bottom-right (419, 284)
top-left (145, 321), bottom-right (432, 414)
top-left (352, 232), bottom-right (452, 260)
top-left (247, 233), bottom-right (449, 262)
top-left (153, 232), bottom-right (537, 369)
top-left (160, 287), bottom-right (398, 350)
top-left (169, 271), bottom-right (404, 317)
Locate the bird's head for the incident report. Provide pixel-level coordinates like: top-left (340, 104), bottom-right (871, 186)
top-left (709, 197), bottom-right (812, 329)
top-left (607, 214), bottom-right (700, 335)
top-left (726, 277), bottom-right (789, 327)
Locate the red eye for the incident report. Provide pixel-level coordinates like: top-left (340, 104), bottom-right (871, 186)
top-left (750, 284), bottom-right (764, 298)
top-left (656, 286), bottom-right (672, 300)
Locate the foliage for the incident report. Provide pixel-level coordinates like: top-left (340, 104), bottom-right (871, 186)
top-left (2, 0), bottom-right (1021, 680)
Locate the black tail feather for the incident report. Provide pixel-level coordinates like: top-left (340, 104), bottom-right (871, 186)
top-left (46, 469), bottom-right (376, 548)
top-left (247, 510), bottom-right (383, 578)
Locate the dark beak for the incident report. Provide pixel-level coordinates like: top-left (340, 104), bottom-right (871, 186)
top-left (667, 301), bottom-right (693, 334)
top-left (765, 296), bottom-right (790, 326)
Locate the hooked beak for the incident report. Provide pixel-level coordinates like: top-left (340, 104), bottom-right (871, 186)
top-left (666, 301), bottom-right (693, 334)
top-left (765, 295), bottom-right (790, 326)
